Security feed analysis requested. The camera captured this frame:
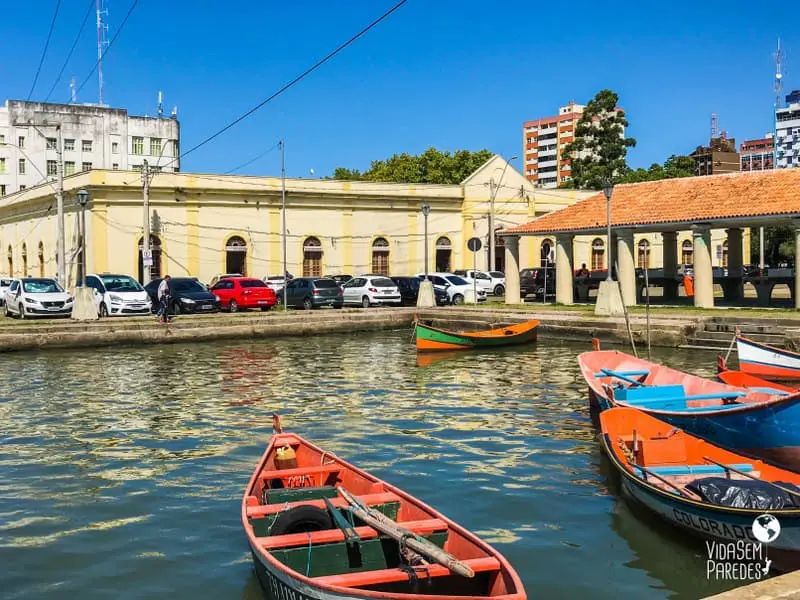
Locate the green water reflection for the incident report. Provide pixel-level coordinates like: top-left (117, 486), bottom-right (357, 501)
top-left (0, 331), bottom-right (747, 599)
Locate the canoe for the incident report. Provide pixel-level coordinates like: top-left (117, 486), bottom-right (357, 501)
top-left (736, 335), bottom-right (800, 380)
top-left (578, 350), bottom-right (800, 467)
top-left (242, 418), bottom-right (526, 600)
top-left (414, 319), bottom-right (539, 352)
top-left (600, 406), bottom-right (800, 571)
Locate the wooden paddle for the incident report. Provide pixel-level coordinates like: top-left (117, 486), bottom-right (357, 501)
top-left (336, 486), bottom-right (474, 578)
top-left (701, 456), bottom-right (800, 502)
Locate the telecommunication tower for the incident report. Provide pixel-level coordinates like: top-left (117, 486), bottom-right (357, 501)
top-left (96, 0), bottom-right (109, 105)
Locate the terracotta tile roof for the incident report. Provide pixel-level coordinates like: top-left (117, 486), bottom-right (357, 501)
top-left (502, 169), bottom-right (800, 235)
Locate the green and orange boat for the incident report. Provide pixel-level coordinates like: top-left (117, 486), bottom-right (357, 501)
top-left (414, 319), bottom-right (539, 352)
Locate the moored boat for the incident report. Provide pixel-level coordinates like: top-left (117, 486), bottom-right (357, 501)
top-left (242, 416), bottom-right (526, 600)
top-left (735, 336), bottom-right (800, 380)
top-left (600, 406), bottom-right (800, 571)
top-left (414, 319), bottom-right (539, 352)
top-left (578, 350), bottom-right (800, 467)
top-left (717, 365), bottom-right (797, 396)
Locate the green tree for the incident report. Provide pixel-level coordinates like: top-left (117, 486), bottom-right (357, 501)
top-left (562, 89), bottom-right (636, 190)
top-left (331, 147), bottom-right (493, 184)
top-left (751, 226), bottom-right (795, 267)
top-left (617, 154), bottom-right (696, 184)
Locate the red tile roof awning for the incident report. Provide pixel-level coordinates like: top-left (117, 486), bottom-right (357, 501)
top-left (502, 169), bottom-right (800, 235)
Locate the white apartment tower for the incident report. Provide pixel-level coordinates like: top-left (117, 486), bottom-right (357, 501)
top-left (776, 90), bottom-right (800, 169)
top-left (0, 100), bottom-right (180, 196)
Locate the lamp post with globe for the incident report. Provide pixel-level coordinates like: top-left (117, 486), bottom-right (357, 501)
top-left (71, 188), bottom-right (98, 320)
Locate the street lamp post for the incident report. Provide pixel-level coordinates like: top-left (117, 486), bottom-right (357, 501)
top-left (280, 139), bottom-right (287, 311)
top-left (71, 188), bottom-right (97, 320)
top-left (76, 189), bottom-right (90, 284)
top-left (417, 203), bottom-right (435, 308)
top-left (421, 203), bottom-right (430, 279)
top-left (603, 181), bottom-right (614, 281)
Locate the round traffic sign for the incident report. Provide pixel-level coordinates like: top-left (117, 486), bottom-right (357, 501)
top-left (467, 237), bottom-right (482, 252)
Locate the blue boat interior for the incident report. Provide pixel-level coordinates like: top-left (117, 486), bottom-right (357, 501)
top-left (634, 464), bottom-right (753, 477)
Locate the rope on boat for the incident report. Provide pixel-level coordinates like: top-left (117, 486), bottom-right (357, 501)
top-left (266, 502), bottom-right (291, 535)
top-left (305, 532), bottom-right (313, 576)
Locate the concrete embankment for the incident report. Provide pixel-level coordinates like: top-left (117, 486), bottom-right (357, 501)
top-left (0, 305), bottom-right (798, 352)
top-left (703, 570), bottom-right (800, 599)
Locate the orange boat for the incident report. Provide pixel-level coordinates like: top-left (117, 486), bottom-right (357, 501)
top-left (414, 319), bottom-right (539, 352)
top-left (717, 362), bottom-right (797, 395)
top-left (242, 416), bottom-right (526, 600)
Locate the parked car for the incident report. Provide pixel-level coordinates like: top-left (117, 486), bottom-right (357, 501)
top-left (391, 276), bottom-right (450, 306)
top-left (264, 276), bottom-right (287, 294)
top-left (327, 274), bottom-right (353, 286)
top-left (0, 278), bottom-right (12, 306)
top-left (211, 277), bottom-right (277, 312)
top-left (453, 269), bottom-right (506, 295)
top-left (415, 273), bottom-right (487, 305)
top-left (3, 277), bottom-right (73, 319)
top-left (279, 277), bottom-right (343, 309)
top-left (144, 277), bottom-right (220, 315)
top-left (209, 273), bottom-right (243, 287)
top-left (81, 273), bottom-right (152, 317)
top-left (520, 267), bottom-right (555, 299)
top-left (341, 276), bottom-right (402, 308)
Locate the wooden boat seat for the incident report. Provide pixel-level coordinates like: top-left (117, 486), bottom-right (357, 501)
top-left (260, 518), bottom-right (448, 550)
top-left (642, 464), bottom-right (754, 477)
top-left (311, 556), bottom-right (501, 588)
top-left (247, 491), bottom-right (402, 518)
top-left (661, 472), bottom-right (759, 488)
top-left (259, 464), bottom-right (341, 482)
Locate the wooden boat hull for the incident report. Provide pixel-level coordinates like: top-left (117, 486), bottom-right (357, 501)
top-left (415, 320), bottom-right (539, 352)
top-left (718, 370), bottom-right (797, 395)
top-left (601, 407), bottom-right (800, 572)
top-left (579, 350), bottom-right (800, 468)
top-left (242, 430), bottom-right (525, 600)
top-left (737, 336), bottom-right (800, 380)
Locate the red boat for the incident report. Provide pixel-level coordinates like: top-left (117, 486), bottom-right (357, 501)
top-left (210, 276), bottom-right (277, 312)
top-left (242, 416), bottom-right (525, 600)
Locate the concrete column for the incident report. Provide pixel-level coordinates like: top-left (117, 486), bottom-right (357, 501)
top-left (794, 220), bottom-right (800, 310)
top-left (726, 228), bottom-right (743, 276)
top-left (616, 228), bottom-right (636, 306)
top-left (692, 224), bottom-right (715, 308)
top-left (555, 234), bottom-right (574, 305)
top-left (504, 235), bottom-right (521, 304)
top-left (661, 231), bottom-right (679, 301)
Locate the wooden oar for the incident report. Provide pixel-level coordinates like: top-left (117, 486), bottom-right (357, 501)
top-left (336, 486), bottom-right (473, 578)
top-left (701, 456), bottom-right (800, 502)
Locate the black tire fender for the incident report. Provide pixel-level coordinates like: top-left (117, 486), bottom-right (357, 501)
top-left (269, 505), bottom-right (333, 536)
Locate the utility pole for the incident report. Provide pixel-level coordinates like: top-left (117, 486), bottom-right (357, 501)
top-left (142, 160), bottom-right (151, 283)
top-left (280, 139), bottom-right (287, 311)
top-left (56, 125), bottom-right (66, 287)
top-left (488, 177), bottom-right (495, 273)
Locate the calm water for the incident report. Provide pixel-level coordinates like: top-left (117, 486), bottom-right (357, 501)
top-left (0, 331), bottom-right (748, 599)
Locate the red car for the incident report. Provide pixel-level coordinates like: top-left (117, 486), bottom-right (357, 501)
top-left (210, 277), bottom-right (277, 312)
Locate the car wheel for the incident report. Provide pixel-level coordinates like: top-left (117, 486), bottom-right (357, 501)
top-left (494, 284), bottom-right (505, 296)
top-left (302, 297), bottom-right (313, 310)
top-left (3, 303), bottom-right (8, 317)
top-left (19, 305), bottom-right (25, 319)
top-left (361, 296), bottom-right (370, 309)
top-left (453, 293), bottom-right (464, 305)
top-left (99, 303), bottom-right (109, 318)
top-left (333, 304), bottom-right (342, 309)
top-left (173, 302), bottom-right (182, 315)
top-left (229, 300), bottom-right (239, 313)
top-left (260, 305), bottom-right (271, 312)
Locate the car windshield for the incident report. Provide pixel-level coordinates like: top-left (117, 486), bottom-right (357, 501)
top-left (445, 276), bottom-right (468, 286)
top-left (371, 277), bottom-right (395, 287)
top-left (101, 275), bottom-right (143, 292)
top-left (241, 280), bottom-right (268, 288)
top-left (520, 269), bottom-right (535, 277)
top-left (490, 271), bottom-right (504, 278)
top-left (23, 279), bottom-right (63, 293)
top-left (397, 278), bottom-right (418, 290)
top-left (313, 279), bottom-right (339, 288)
top-left (173, 279), bottom-right (206, 293)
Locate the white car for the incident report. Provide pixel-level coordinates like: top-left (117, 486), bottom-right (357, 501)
top-left (264, 276), bottom-right (286, 294)
top-left (416, 273), bottom-right (487, 305)
top-left (0, 278), bottom-right (12, 306)
top-left (83, 273), bottom-right (152, 317)
top-left (3, 277), bottom-right (73, 319)
top-left (341, 275), bottom-right (402, 308)
top-left (454, 270), bottom-right (506, 296)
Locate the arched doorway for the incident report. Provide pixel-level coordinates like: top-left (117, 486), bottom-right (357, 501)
top-left (225, 235), bottom-right (248, 275)
top-left (371, 237), bottom-right (390, 275)
top-left (38, 242), bottom-right (44, 277)
top-left (494, 231), bottom-right (505, 272)
top-left (637, 239), bottom-right (650, 269)
top-left (138, 235), bottom-right (162, 283)
top-left (591, 238), bottom-right (605, 270)
top-left (435, 236), bottom-right (452, 272)
top-left (540, 239), bottom-right (554, 267)
top-left (7, 245), bottom-right (12, 276)
top-left (21, 243), bottom-right (27, 277)
top-left (681, 240), bottom-right (693, 265)
top-left (302, 237), bottom-right (323, 277)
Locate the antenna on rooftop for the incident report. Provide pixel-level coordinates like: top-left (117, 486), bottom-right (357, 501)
top-left (96, 0), bottom-right (109, 105)
top-left (158, 91), bottom-right (163, 117)
top-left (710, 113), bottom-right (718, 139)
top-left (70, 76), bottom-right (76, 103)
top-left (774, 38), bottom-right (784, 110)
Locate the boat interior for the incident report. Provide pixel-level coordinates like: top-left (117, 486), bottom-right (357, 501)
top-left (604, 408), bottom-right (800, 507)
top-left (244, 434), bottom-right (518, 598)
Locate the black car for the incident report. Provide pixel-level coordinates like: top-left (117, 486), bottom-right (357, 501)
top-left (520, 267), bottom-right (555, 299)
top-left (279, 277), bottom-right (343, 309)
top-left (391, 276), bottom-right (449, 306)
top-left (144, 277), bottom-right (221, 315)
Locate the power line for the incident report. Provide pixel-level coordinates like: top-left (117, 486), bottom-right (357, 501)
top-left (27, 0), bottom-right (63, 101)
top-left (71, 0), bottom-right (140, 102)
top-left (224, 142), bottom-right (281, 175)
top-left (44, 0), bottom-right (94, 103)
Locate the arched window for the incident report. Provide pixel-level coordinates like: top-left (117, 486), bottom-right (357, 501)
top-left (721, 240), bottom-right (729, 268)
top-left (302, 236), bottom-right (323, 277)
top-left (371, 237), bottom-right (390, 275)
top-left (591, 238), bottom-right (605, 271)
top-left (38, 242), bottom-right (44, 277)
top-left (7, 245), bottom-right (13, 277)
top-left (637, 239), bottom-right (650, 269)
top-left (225, 235), bottom-right (248, 276)
top-left (21, 243), bottom-right (27, 277)
top-left (540, 239), bottom-right (554, 267)
top-left (494, 231), bottom-right (505, 272)
top-left (138, 235), bottom-right (162, 283)
top-left (435, 236), bottom-right (452, 272)
top-left (681, 239), bottom-right (693, 266)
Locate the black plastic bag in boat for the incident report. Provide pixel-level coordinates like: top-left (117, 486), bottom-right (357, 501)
top-left (685, 477), bottom-right (800, 510)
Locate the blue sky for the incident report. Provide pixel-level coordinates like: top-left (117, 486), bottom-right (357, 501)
top-left (2, 1), bottom-right (796, 178)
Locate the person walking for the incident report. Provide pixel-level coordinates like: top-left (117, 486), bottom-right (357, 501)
top-left (157, 275), bottom-right (172, 323)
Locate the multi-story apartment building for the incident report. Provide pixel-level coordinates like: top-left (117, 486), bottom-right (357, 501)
top-left (690, 135), bottom-right (740, 176)
top-left (740, 134), bottom-right (775, 171)
top-left (0, 100), bottom-right (180, 196)
top-left (776, 90), bottom-right (800, 169)
top-left (522, 101), bottom-right (584, 188)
